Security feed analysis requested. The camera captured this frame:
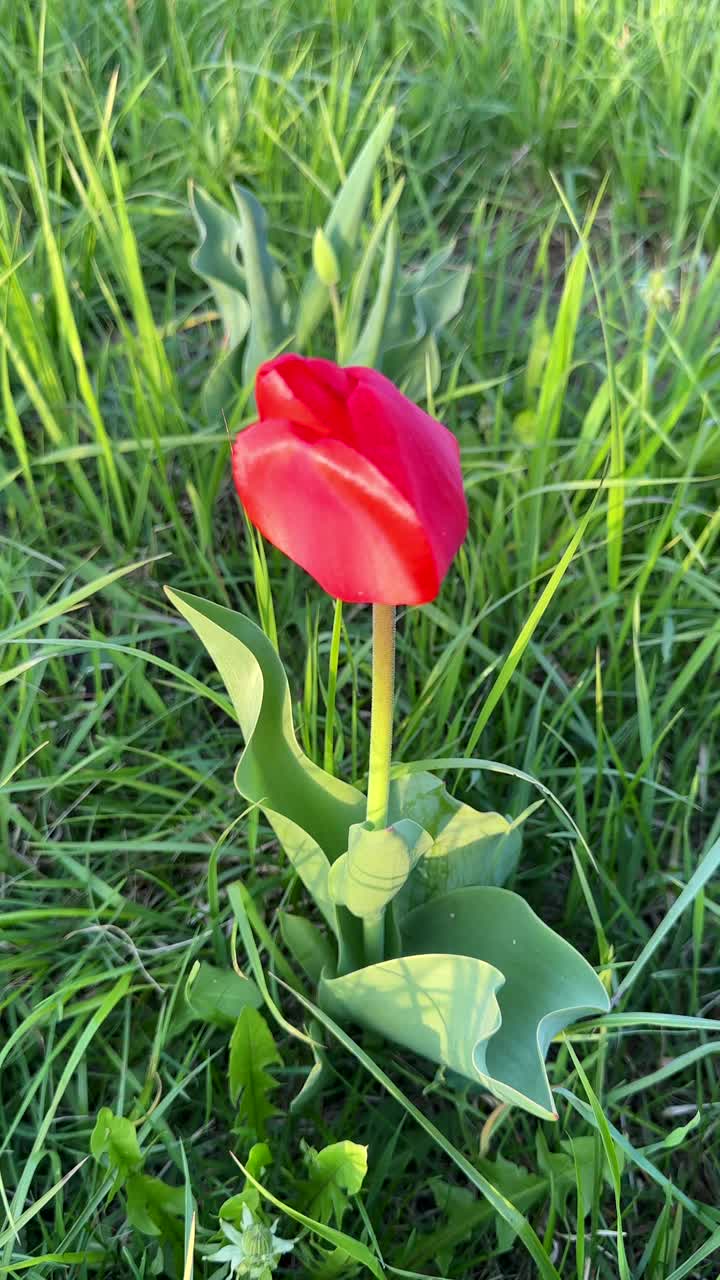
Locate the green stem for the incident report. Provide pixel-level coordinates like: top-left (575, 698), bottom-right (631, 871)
top-left (363, 604), bottom-right (396, 965)
top-left (365, 604), bottom-right (396, 829)
top-left (323, 598), bottom-right (343, 775)
top-left (363, 913), bottom-right (386, 968)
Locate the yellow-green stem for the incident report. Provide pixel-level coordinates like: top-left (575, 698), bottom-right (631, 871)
top-left (363, 604), bottom-right (396, 966)
top-left (323, 598), bottom-right (343, 775)
top-left (365, 604), bottom-right (396, 829)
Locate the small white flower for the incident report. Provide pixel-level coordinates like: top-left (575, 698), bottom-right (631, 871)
top-left (209, 1204), bottom-right (295, 1278)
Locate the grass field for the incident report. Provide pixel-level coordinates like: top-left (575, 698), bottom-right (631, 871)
top-left (2, 0), bottom-right (720, 1276)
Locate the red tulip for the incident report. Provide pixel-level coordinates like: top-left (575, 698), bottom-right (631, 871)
top-left (231, 354), bottom-right (468, 605)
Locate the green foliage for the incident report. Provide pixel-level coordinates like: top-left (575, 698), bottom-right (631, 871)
top-left (90, 1108), bottom-right (142, 1182)
top-left (229, 1008), bottom-right (283, 1138)
top-left (3, 2), bottom-right (720, 1276)
top-left (299, 1140), bottom-right (368, 1226)
top-left (171, 583), bottom-right (607, 1115)
top-left (220, 1143), bottom-right (273, 1221)
top-left (179, 959), bottom-right (263, 1030)
top-left (190, 107), bottom-right (469, 408)
top-left (125, 1175), bottom-right (185, 1241)
top-left (278, 912), bottom-right (336, 985)
top-left (89, 1108), bottom-right (185, 1260)
top-left (389, 769), bottom-right (524, 901)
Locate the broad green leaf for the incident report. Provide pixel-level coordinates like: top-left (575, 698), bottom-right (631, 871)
top-left (536, 1133), bottom-right (613, 1224)
top-left (401, 888), bottom-right (610, 1118)
top-left (165, 590), bottom-right (365, 870)
top-left (389, 770), bottom-right (522, 902)
top-left (283, 984), bottom-right (562, 1280)
top-left (310, 1245), bottom-right (358, 1279)
top-left (430, 1177), bottom-right (478, 1270)
top-left (229, 1007), bottom-right (283, 1138)
top-left (178, 960), bottom-right (262, 1031)
top-left (279, 912), bottom-right (336, 984)
top-left (301, 1140), bottom-right (368, 1227)
top-left (189, 184), bottom-right (251, 417)
top-left (349, 217), bottom-right (400, 367)
top-left (265, 810), bottom-right (336, 929)
top-left (231, 185), bottom-right (290, 382)
top-left (328, 819), bottom-right (432, 918)
top-left (322, 951), bottom-right (504, 1090)
top-left (90, 1108), bottom-right (142, 1180)
top-left (382, 244), bottom-right (470, 397)
top-left (189, 184), bottom-right (251, 349)
top-left (296, 108), bottom-right (396, 345)
top-left (125, 1174), bottom-right (185, 1241)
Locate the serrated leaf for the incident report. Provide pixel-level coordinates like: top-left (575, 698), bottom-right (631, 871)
top-left (301, 1140), bottom-right (368, 1226)
top-left (90, 1108), bottom-right (142, 1180)
top-left (279, 912), bottom-right (336, 984)
top-left (229, 1007), bottom-right (283, 1138)
top-left (296, 108), bottom-right (395, 345)
top-left (126, 1174), bottom-right (185, 1241)
top-left (179, 960), bottom-right (262, 1031)
top-left (328, 819), bottom-right (432, 918)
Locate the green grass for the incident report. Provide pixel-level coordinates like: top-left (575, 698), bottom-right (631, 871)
top-left (2, 0), bottom-right (720, 1275)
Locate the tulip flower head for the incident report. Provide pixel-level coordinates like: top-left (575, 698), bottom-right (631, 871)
top-left (231, 354), bottom-right (468, 605)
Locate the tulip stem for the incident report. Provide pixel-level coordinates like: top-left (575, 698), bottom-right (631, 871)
top-left (363, 604), bottom-right (395, 966)
top-left (366, 604), bottom-right (396, 831)
top-left (363, 913), bottom-right (385, 968)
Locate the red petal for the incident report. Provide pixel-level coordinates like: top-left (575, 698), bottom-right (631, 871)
top-left (345, 368), bottom-right (469, 580)
top-left (256, 353), bottom-right (354, 435)
top-left (232, 420), bottom-right (440, 604)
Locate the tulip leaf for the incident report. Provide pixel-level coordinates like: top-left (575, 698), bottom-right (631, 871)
top-left (165, 589), bottom-right (365, 877)
top-left (388, 770), bottom-right (523, 907)
top-left (322, 951), bottom-right (504, 1084)
top-left (189, 183), bottom-right (251, 349)
top-left (189, 184), bottom-right (252, 416)
top-left (328, 819), bottom-right (432, 918)
top-left (349, 217), bottom-right (400, 368)
top-left (231, 185), bottom-right (291, 383)
top-left (279, 911), bottom-right (337, 985)
top-left (296, 107), bottom-right (396, 346)
top-left (323, 887), bottom-right (608, 1119)
top-left (401, 887), bottom-right (610, 1117)
top-left (382, 243), bottom-right (471, 397)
